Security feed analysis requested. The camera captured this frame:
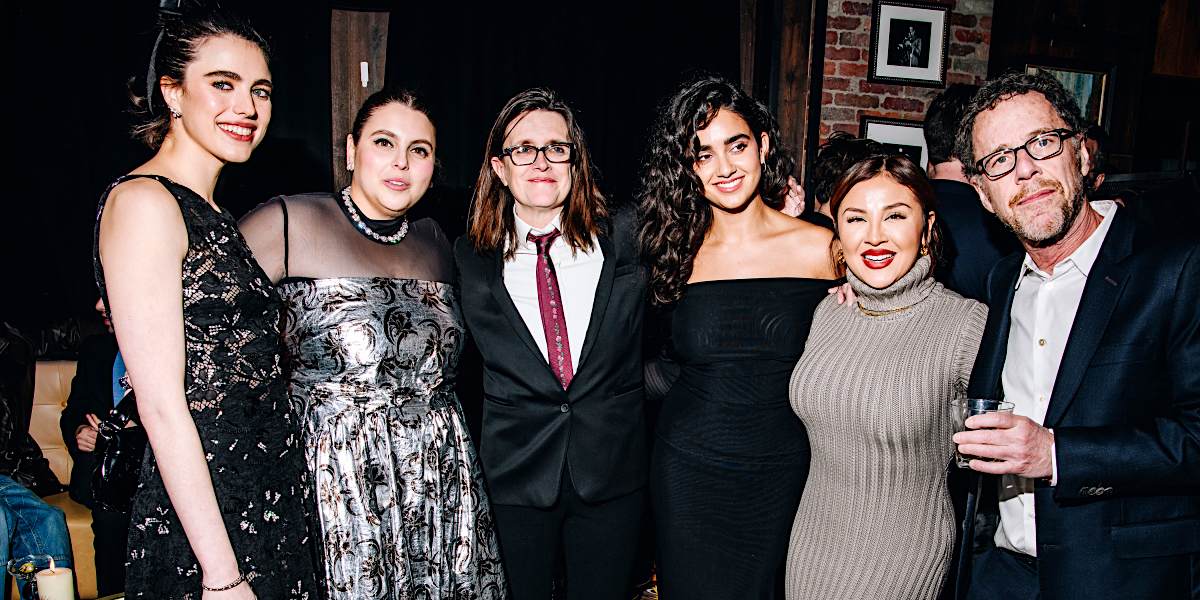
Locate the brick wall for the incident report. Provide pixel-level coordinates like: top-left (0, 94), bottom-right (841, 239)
top-left (819, 0), bottom-right (994, 142)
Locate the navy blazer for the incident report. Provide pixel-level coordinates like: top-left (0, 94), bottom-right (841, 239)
top-left (957, 205), bottom-right (1200, 599)
top-left (454, 205), bottom-right (647, 508)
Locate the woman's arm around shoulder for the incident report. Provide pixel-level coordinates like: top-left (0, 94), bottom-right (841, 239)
top-left (100, 179), bottom-right (256, 598)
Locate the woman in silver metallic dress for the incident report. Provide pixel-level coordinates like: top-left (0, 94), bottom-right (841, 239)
top-left (239, 88), bottom-right (507, 600)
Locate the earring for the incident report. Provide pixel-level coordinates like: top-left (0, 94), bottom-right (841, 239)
top-left (346, 163), bottom-right (353, 171)
top-left (835, 249), bottom-right (845, 265)
top-left (168, 106), bottom-right (182, 119)
top-left (920, 245), bottom-right (929, 256)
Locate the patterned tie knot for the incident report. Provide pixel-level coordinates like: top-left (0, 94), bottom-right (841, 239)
top-left (527, 229), bottom-right (561, 255)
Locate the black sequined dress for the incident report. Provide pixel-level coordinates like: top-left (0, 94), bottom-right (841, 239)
top-left (94, 175), bottom-right (316, 599)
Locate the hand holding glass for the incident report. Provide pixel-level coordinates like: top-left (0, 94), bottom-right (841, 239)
top-left (951, 398), bottom-right (1015, 468)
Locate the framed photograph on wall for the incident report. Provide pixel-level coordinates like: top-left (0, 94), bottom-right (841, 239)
top-left (1023, 59), bottom-right (1111, 126)
top-left (860, 115), bottom-right (929, 168)
top-left (869, 0), bottom-right (950, 88)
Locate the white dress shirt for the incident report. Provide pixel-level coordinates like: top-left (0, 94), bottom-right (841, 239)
top-left (503, 209), bottom-right (604, 375)
top-left (995, 200), bottom-right (1117, 557)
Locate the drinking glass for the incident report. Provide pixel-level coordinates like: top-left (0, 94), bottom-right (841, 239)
top-left (951, 398), bottom-right (1015, 468)
top-left (6, 554), bottom-right (52, 600)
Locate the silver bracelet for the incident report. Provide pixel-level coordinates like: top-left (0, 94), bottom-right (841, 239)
top-left (201, 573), bottom-right (247, 592)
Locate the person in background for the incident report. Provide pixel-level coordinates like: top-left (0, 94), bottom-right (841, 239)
top-left (785, 154), bottom-right (986, 600)
top-left (0, 474), bottom-right (73, 600)
top-left (59, 299), bottom-right (132, 597)
top-left (1082, 124), bottom-right (1108, 196)
top-left (953, 70), bottom-right (1200, 600)
top-left (455, 88), bottom-right (647, 600)
top-left (803, 132), bottom-right (888, 231)
top-left (638, 75), bottom-right (837, 600)
top-left (923, 83), bottom-right (1020, 303)
top-left (239, 87), bottom-right (506, 600)
top-left (1, 327), bottom-right (73, 600)
top-left (94, 6), bottom-right (315, 598)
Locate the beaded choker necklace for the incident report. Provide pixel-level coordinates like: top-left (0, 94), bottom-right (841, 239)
top-left (340, 186), bottom-right (408, 244)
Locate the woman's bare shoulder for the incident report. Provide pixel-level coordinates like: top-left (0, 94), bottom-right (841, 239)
top-left (770, 212), bottom-right (837, 277)
top-left (773, 212), bottom-right (834, 249)
top-left (102, 177), bottom-right (187, 247)
top-left (106, 177), bottom-right (181, 216)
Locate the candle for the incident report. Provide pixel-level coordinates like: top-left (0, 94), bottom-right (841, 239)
top-left (34, 557), bottom-right (73, 600)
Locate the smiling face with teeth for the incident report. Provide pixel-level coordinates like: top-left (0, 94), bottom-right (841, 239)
top-left (346, 102), bottom-right (436, 220)
top-left (692, 109), bottom-right (770, 213)
top-left (161, 35), bottom-right (272, 164)
top-left (835, 174), bottom-right (934, 290)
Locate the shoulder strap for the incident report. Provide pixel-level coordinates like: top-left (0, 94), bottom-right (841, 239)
top-left (279, 197), bottom-right (290, 279)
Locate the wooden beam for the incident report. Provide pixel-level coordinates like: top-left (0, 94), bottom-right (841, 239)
top-left (740, 0), bottom-right (758, 94)
top-left (775, 0), bottom-right (817, 180)
top-left (330, 9), bottom-right (389, 190)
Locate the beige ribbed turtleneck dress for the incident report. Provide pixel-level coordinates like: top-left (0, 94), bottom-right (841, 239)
top-left (784, 256), bottom-right (987, 600)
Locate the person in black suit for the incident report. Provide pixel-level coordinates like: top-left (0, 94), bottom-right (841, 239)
top-left (454, 88), bottom-right (647, 600)
top-left (60, 299), bottom-right (130, 597)
top-left (924, 83), bottom-right (1020, 303)
top-left (951, 71), bottom-right (1200, 599)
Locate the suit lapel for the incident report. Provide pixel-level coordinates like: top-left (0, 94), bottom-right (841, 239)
top-left (487, 247), bottom-right (557, 378)
top-left (574, 233), bottom-right (616, 375)
top-left (1044, 212), bottom-right (1134, 426)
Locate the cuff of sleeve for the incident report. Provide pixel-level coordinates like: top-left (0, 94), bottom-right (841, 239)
top-left (1049, 428), bottom-right (1058, 486)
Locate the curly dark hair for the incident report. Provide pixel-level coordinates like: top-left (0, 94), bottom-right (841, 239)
top-left (954, 70), bottom-right (1085, 180)
top-left (637, 75), bottom-right (792, 307)
top-left (128, 6), bottom-right (271, 149)
top-left (809, 131), bottom-right (888, 206)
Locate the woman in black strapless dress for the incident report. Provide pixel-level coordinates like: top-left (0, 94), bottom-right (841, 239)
top-left (638, 76), bottom-right (838, 599)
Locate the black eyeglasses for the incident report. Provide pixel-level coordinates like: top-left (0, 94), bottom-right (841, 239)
top-left (499, 143), bottom-right (574, 166)
top-left (976, 129), bottom-right (1078, 179)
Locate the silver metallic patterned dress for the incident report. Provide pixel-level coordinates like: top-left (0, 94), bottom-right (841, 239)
top-left (239, 193), bottom-right (506, 600)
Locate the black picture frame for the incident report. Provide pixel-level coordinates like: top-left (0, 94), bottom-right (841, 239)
top-left (860, 115), bottom-right (929, 168)
top-left (868, 0), bottom-right (951, 88)
top-left (1019, 55), bottom-right (1114, 128)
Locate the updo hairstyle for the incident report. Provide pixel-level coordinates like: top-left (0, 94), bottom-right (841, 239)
top-left (127, 7), bottom-right (270, 149)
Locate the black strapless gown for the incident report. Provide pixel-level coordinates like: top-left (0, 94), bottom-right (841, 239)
top-left (650, 278), bottom-right (831, 600)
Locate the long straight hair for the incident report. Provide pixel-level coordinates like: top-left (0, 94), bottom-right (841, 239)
top-left (468, 88), bottom-right (609, 258)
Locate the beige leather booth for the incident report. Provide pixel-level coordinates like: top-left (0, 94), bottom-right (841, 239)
top-left (22, 360), bottom-right (99, 599)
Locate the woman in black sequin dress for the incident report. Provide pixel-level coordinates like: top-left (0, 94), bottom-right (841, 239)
top-left (637, 76), bottom-right (838, 599)
top-left (93, 7), bottom-right (316, 599)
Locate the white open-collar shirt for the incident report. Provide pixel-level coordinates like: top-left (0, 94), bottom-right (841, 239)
top-left (996, 200), bottom-right (1117, 557)
top-left (504, 208), bottom-right (604, 375)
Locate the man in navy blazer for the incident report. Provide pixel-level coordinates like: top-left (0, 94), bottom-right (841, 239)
top-left (951, 71), bottom-right (1200, 599)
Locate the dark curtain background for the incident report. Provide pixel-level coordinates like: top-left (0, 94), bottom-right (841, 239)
top-left (4, 0), bottom-right (738, 328)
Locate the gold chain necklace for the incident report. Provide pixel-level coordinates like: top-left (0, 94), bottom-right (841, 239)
top-left (857, 302), bottom-right (912, 316)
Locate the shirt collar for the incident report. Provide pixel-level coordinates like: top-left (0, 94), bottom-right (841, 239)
top-left (513, 207), bottom-right (564, 251)
top-left (1017, 200), bottom-right (1118, 287)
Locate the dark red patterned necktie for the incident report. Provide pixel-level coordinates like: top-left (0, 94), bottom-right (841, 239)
top-left (528, 230), bottom-right (573, 389)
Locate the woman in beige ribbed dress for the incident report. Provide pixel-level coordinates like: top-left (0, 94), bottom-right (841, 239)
top-left (786, 154), bottom-right (988, 599)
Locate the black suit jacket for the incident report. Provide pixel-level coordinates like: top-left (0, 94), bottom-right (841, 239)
top-left (60, 333), bottom-right (119, 509)
top-left (931, 179), bottom-right (1022, 304)
top-left (454, 206), bottom-right (647, 508)
top-left (957, 206), bottom-right (1200, 599)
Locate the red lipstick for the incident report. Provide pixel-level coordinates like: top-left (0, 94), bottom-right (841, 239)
top-left (861, 248), bottom-right (895, 270)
